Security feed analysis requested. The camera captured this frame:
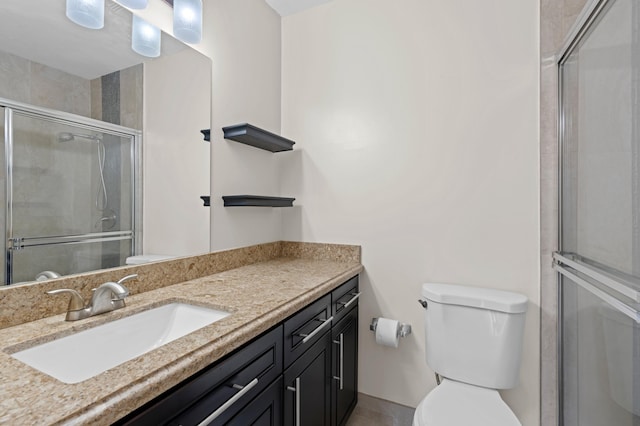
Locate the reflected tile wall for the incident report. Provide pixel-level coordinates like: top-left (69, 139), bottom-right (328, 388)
top-left (0, 50), bottom-right (91, 116)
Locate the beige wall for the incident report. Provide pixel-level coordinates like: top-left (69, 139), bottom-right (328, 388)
top-left (280, 0), bottom-right (540, 424)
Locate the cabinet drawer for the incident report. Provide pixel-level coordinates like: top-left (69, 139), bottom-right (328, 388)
top-left (119, 325), bottom-right (283, 426)
top-left (284, 294), bottom-right (331, 367)
top-left (331, 276), bottom-right (359, 324)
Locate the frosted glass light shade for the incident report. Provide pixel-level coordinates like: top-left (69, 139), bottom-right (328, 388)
top-left (132, 15), bottom-right (161, 58)
top-left (66, 0), bottom-right (105, 29)
top-left (173, 0), bottom-right (202, 44)
top-left (117, 0), bottom-right (148, 8)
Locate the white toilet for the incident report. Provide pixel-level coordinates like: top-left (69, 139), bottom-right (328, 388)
top-left (413, 283), bottom-right (528, 426)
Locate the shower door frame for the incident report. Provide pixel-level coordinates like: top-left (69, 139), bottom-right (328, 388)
top-left (556, 0), bottom-right (640, 423)
top-left (1, 97), bottom-right (142, 284)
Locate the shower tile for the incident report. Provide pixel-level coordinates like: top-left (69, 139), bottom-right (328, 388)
top-left (541, 0), bottom-right (565, 56)
top-left (0, 51), bottom-right (30, 103)
top-left (30, 63), bottom-right (91, 117)
top-left (90, 78), bottom-right (102, 121)
top-left (119, 64), bottom-right (143, 130)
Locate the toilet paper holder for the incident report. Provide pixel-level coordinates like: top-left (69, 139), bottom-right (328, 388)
top-left (370, 317), bottom-right (412, 338)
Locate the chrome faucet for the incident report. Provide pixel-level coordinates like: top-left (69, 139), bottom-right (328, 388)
top-left (46, 274), bottom-right (138, 321)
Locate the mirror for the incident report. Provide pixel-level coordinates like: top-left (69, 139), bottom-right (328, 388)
top-left (0, 0), bottom-right (211, 285)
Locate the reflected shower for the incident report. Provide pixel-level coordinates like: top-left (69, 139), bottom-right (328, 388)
top-left (57, 131), bottom-right (113, 228)
top-left (57, 132), bottom-right (103, 143)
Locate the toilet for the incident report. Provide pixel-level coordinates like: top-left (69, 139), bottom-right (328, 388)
top-left (413, 283), bottom-right (528, 426)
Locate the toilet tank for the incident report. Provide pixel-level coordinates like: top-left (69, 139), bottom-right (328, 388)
top-left (422, 283), bottom-right (528, 389)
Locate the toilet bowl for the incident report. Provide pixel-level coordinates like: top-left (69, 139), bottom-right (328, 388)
top-left (414, 283), bottom-right (528, 426)
top-left (413, 379), bottom-right (520, 426)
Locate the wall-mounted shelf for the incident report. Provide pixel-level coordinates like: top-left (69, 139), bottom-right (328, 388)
top-left (222, 123), bottom-right (295, 152)
top-left (200, 196), bottom-right (210, 207)
top-left (222, 195), bottom-right (295, 207)
top-left (201, 129), bottom-right (210, 142)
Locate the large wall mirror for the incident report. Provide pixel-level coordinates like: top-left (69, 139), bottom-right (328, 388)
top-left (0, 0), bottom-right (211, 285)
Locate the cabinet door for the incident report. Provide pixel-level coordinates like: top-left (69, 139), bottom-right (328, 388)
top-left (284, 331), bottom-right (332, 426)
top-left (225, 377), bottom-right (283, 426)
top-left (332, 306), bottom-right (358, 426)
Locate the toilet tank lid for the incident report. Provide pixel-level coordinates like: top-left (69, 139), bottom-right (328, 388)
top-left (422, 283), bottom-right (528, 313)
top-left (125, 254), bottom-right (176, 265)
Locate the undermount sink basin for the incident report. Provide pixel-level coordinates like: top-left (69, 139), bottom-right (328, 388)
top-left (10, 303), bottom-right (230, 384)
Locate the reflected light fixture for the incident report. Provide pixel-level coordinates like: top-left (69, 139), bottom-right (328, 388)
top-left (132, 15), bottom-right (161, 58)
top-left (117, 0), bottom-right (148, 8)
top-left (173, 0), bottom-right (202, 44)
top-left (66, 0), bottom-right (105, 29)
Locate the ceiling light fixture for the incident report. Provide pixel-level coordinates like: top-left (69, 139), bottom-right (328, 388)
top-left (66, 0), bottom-right (105, 29)
top-left (132, 15), bottom-right (161, 58)
top-left (117, 0), bottom-right (148, 8)
top-left (173, 0), bottom-right (202, 44)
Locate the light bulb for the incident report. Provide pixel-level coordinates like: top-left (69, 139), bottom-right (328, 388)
top-left (173, 0), bottom-right (202, 44)
top-left (66, 0), bottom-right (105, 29)
top-left (132, 15), bottom-right (161, 58)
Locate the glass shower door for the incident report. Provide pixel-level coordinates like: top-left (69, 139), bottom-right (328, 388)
top-left (4, 107), bottom-right (136, 284)
top-left (557, 0), bottom-right (640, 424)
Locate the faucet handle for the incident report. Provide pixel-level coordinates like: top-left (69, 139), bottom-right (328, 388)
top-left (46, 289), bottom-right (86, 311)
top-left (117, 274), bottom-right (138, 285)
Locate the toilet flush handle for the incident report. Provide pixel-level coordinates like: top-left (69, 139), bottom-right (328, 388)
top-left (418, 299), bottom-right (428, 309)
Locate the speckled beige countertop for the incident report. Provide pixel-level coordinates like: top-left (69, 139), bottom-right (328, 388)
top-left (0, 242), bottom-right (362, 425)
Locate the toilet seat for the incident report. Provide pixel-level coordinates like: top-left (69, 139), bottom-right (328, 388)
top-left (413, 378), bottom-right (521, 426)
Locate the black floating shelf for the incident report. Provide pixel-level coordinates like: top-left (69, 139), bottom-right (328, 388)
top-left (201, 129), bottom-right (210, 142)
top-left (223, 195), bottom-right (295, 207)
top-left (200, 196), bottom-right (210, 207)
top-left (222, 123), bottom-right (295, 152)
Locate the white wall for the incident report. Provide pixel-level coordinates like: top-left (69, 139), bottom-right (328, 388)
top-left (280, 0), bottom-right (540, 424)
top-left (206, 0), bottom-right (283, 250)
top-left (143, 48), bottom-right (211, 256)
top-left (134, 0), bottom-right (283, 251)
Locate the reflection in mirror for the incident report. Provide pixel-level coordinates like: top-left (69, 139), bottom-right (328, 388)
top-left (0, 0), bottom-right (211, 285)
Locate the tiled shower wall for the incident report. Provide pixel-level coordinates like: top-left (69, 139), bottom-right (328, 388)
top-left (0, 50), bottom-right (91, 116)
top-left (540, 0), bottom-right (588, 424)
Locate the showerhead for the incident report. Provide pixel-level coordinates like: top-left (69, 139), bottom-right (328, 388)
top-left (57, 132), bottom-right (103, 143)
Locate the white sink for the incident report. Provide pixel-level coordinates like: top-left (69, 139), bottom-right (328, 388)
top-left (10, 303), bottom-right (230, 384)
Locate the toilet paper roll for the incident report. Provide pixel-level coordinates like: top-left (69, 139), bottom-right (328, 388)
top-left (375, 318), bottom-right (400, 348)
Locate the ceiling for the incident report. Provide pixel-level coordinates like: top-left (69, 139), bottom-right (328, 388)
top-left (0, 0), bottom-right (186, 80)
top-left (265, 0), bottom-right (335, 17)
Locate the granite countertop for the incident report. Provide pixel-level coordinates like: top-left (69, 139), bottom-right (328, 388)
top-left (0, 255), bottom-right (362, 425)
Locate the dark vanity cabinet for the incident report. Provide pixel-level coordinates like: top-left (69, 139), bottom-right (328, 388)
top-left (118, 326), bottom-right (283, 425)
top-left (117, 276), bottom-right (359, 426)
top-left (330, 277), bottom-right (360, 426)
top-left (282, 294), bottom-right (333, 426)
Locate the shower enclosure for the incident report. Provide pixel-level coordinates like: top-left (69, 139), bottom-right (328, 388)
top-left (556, 0), bottom-right (640, 424)
top-left (0, 98), bottom-right (140, 284)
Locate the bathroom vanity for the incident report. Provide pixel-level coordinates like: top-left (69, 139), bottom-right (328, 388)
top-left (118, 276), bottom-right (359, 425)
top-left (0, 242), bottom-right (362, 425)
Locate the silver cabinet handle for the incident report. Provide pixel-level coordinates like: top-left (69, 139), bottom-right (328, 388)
top-left (286, 377), bottom-right (301, 426)
top-left (297, 316), bottom-right (333, 344)
top-left (197, 378), bottom-right (259, 426)
top-left (333, 333), bottom-right (344, 390)
top-left (338, 292), bottom-right (360, 310)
